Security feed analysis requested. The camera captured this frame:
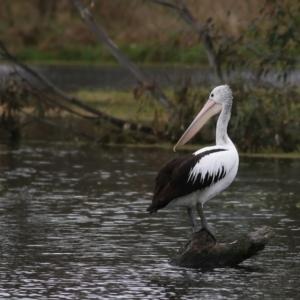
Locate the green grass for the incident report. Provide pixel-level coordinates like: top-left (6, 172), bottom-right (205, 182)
top-left (14, 43), bottom-right (209, 65)
top-left (72, 89), bottom-right (168, 125)
top-left (72, 86), bottom-right (300, 153)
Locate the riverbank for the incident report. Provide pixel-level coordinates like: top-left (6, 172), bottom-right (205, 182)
top-left (12, 44), bottom-right (209, 66)
top-left (1, 85), bottom-right (298, 154)
top-left (1, 55), bottom-right (299, 153)
top-left (87, 88), bottom-right (300, 154)
top-left (2, 138), bottom-right (300, 159)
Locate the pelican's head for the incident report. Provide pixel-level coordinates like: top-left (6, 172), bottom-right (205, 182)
top-left (209, 85), bottom-right (233, 105)
top-left (173, 85), bottom-right (232, 152)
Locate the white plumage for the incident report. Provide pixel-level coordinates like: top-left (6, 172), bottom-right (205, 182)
top-left (147, 85), bottom-right (239, 239)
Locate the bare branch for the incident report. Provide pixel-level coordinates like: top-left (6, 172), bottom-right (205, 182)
top-left (29, 87), bottom-right (97, 121)
top-left (174, 0), bottom-right (222, 81)
top-left (151, 0), bottom-right (222, 82)
top-left (72, 0), bottom-right (173, 110)
top-left (0, 41), bottom-right (159, 137)
top-left (20, 109), bottom-right (98, 140)
top-left (150, 0), bottom-right (179, 9)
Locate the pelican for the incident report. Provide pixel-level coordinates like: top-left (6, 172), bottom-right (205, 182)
top-left (147, 85), bottom-right (239, 239)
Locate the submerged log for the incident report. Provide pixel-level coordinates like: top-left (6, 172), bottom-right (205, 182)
top-left (169, 226), bottom-right (274, 268)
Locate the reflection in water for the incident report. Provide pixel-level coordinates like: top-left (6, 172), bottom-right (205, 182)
top-left (0, 143), bottom-right (299, 299)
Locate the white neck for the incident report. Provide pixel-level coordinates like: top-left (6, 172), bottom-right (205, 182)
top-left (216, 102), bottom-right (231, 145)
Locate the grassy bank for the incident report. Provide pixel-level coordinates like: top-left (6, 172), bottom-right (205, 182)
top-left (73, 89), bottom-right (168, 125)
top-left (1, 0), bottom-right (300, 151)
top-left (0, 81), bottom-right (299, 153)
top-left (71, 88), bottom-right (300, 153)
top-left (13, 43), bottom-right (208, 65)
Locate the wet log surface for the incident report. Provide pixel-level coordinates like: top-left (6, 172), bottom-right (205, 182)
top-left (169, 226), bottom-right (275, 268)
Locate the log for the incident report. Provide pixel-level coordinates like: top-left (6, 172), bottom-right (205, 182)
top-left (169, 226), bottom-right (274, 268)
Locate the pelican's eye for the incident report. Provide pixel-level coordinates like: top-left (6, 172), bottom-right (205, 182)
top-left (211, 93), bottom-right (214, 97)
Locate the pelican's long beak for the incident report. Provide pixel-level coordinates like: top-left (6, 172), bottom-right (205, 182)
top-left (173, 99), bottom-right (222, 152)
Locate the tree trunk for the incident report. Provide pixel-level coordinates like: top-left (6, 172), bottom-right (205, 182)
top-left (169, 226), bottom-right (274, 268)
top-left (72, 0), bottom-right (173, 111)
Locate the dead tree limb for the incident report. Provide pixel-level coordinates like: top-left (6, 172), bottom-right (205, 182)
top-left (72, 0), bottom-right (173, 111)
top-left (0, 41), bottom-right (158, 137)
top-left (20, 109), bottom-right (98, 140)
top-left (29, 85), bottom-right (141, 137)
top-left (169, 226), bottom-right (274, 268)
top-left (151, 0), bottom-right (222, 82)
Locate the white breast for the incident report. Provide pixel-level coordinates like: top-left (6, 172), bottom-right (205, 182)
top-left (170, 144), bottom-right (239, 207)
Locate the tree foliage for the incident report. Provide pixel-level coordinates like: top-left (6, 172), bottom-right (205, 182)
top-left (0, 0), bottom-right (299, 152)
top-left (217, 0), bottom-right (300, 81)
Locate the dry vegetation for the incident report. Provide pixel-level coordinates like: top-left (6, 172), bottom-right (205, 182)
top-left (0, 0), bottom-right (300, 152)
top-left (0, 0), bottom-right (261, 62)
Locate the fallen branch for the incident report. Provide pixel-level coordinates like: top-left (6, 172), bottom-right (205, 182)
top-left (169, 226), bottom-right (274, 268)
top-left (29, 85), bottom-right (151, 140)
top-left (21, 109), bottom-right (98, 140)
top-left (0, 41), bottom-right (158, 137)
top-left (72, 0), bottom-right (173, 110)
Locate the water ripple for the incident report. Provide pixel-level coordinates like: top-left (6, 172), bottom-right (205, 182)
top-left (0, 144), bottom-right (298, 299)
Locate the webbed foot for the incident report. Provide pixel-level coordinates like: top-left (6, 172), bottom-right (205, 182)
top-left (203, 224), bottom-right (216, 239)
top-left (192, 225), bottom-right (202, 233)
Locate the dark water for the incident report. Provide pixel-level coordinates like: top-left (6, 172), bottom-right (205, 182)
top-left (0, 64), bottom-right (214, 92)
top-left (2, 64), bottom-right (300, 92)
top-left (0, 143), bottom-right (299, 299)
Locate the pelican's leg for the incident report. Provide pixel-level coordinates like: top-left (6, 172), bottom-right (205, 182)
top-left (196, 203), bottom-right (216, 239)
top-left (187, 207), bottom-right (202, 233)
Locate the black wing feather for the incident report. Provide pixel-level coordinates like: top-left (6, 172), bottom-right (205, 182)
top-left (147, 149), bottom-right (227, 213)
